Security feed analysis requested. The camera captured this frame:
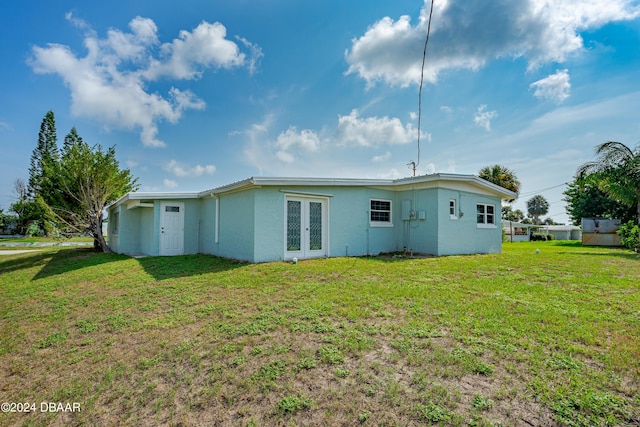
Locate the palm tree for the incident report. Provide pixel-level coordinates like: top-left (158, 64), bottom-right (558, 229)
top-left (478, 164), bottom-right (520, 200)
top-left (526, 195), bottom-right (549, 225)
top-left (578, 141), bottom-right (640, 252)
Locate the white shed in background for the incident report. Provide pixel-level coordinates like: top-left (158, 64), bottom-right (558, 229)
top-left (582, 218), bottom-right (621, 246)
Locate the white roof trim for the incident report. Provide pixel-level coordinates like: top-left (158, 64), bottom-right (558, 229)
top-left (201, 173), bottom-right (517, 199)
top-left (279, 189), bottom-right (335, 197)
top-left (107, 191), bottom-right (200, 210)
top-left (113, 173), bottom-right (517, 209)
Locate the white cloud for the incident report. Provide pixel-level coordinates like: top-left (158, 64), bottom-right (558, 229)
top-left (499, 91), bottom-right (640, 143)
top-left (423, 163), bottom-right (436, 174)
top-left (163, 178), bottom-right (178, 188)
top-left (276, 126), bottom-right (320, 152)
top-left (345, 0), bottom-right (640, 87)
top-left (125, 160), bottom-right (139, 168)
top-left (64, 12), bottom-right (91, 32)
top-left (29, 15), bottom-right (258, 147)
top-left (235, 36), bottom-right (264, 75)
top-left (239, 111), bottom-right (424, 173)
top-left (335, 109), bottom-right (419, 147)
top-left (529, 69), bottom-right (571, 103)
top-left (372, 151), bottom-right (391, 163)
top-left (0, 119), bottom-right (11, 130)
top-left (473, 105), bottom-right (497, 131)
top-left (164, 159), bottom-right (216, 177)
top-left (440, 105), bottom-right (453, 114)
top-left (376, 168), bottom-right (403, 179)
top-left (237, 114), bottom-right (275, 174)
top-left (144, 21), bottom-right (246, 80)
top-left (275, 126), bottom-right (321, 163)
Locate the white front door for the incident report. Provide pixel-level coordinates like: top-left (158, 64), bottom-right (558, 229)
top-left (160, 202), bottom-right (184, 256)
top-left (285, 197), bottom-right (328, 260)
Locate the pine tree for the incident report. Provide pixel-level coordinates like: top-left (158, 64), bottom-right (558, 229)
top-left (28, 110), bottom-right (59, 198)
top-left (63, 126), bottom-right (83, 151)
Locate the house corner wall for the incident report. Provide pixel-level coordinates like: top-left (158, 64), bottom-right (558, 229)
top-left (215, 189), bottom-right (257, 262)
top-left (253, 189), bottom-right (285, 262)
top-left (110, 203), bottom-right (142, 255)
top-left (106, 205), bottom-right (120, 253)
top-left (436, 189), bottom-right (503, 255)
top-left (393, 188), bottom-right (439, 256)
top-left (199, 197), bottom-right (217, 255)
top-left (139, 206), bottom-right (155, 256)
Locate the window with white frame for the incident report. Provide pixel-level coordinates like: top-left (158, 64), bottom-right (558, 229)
top-left (370, 199), bottom-right (392, 226)
top-left (476, 203), bottom-right (495, 227)
top-left (449, 199), bottom-right (457, 219)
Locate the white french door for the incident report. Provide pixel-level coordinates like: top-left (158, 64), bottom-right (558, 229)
top-left (160, 202), bottom-right (184, 256)
top-left (285, 197), bottom-right (328, 260)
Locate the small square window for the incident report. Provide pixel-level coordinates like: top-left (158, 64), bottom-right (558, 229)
top-left (476, 203), bottom-right (495, 227)
top-left (165, 206), bottom-right (180, 213)
top-left (370, 199), bottom-right (392, 226)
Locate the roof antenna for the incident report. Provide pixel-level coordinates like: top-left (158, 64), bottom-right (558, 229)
top-left (410, 0), bottom-right (435, 177)
top-left (407, 160), bottom-right (417, 176)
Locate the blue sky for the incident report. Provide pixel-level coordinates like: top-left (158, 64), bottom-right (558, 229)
top-left (2, 0), bottom-right (640, 224)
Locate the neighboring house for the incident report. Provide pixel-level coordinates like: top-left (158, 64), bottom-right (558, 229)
top-left (106, 173), bottom-right (517, 262)
top-left (502, 220), bottom-right (538, 242)
top-left (0, 216), bottom-right (18, 235)
top-left (540, 225), bottom-right (582, 241)
top-left (503, 222), bottom-right (582, 242)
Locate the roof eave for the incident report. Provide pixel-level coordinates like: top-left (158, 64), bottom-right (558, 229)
top-left (107, 191), bottom-right (200, 210)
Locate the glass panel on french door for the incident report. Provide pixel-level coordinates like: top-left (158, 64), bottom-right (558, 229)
top-left (308, 201), bottom-right (322, 250)
top-left (287, 200), bottom-right (301, 251)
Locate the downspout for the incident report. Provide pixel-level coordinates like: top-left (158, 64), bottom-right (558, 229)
top-left (366, 210), bottom-right (370, 256)
top-left (214, 195), bottom-right (219, 244)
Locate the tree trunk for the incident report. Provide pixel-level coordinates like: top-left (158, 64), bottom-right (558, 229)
top-left (92, 213), bottom-right (112, 253)
top-left (636, 201), bottom-right (640, 254)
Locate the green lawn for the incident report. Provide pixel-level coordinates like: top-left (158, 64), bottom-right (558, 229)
top-left (0, 242), bottom-right (638, 426)
top-left (0, 236), bottom-right (93, 243)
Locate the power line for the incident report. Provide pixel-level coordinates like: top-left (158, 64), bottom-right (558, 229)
top-left (519, 182), bottom-right (569, 198)
top-left (411, 0), bottom-right (435, 176)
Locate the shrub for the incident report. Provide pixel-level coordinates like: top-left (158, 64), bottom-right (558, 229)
top-left (26, 221), bottom-right (45, 237)
top-left (618, 220), bottom-right (639, 251)
top-left (531, 233), bottom-right (554, 241)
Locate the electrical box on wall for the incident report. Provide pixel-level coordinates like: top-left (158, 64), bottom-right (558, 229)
top-left (418, 210), bottom-right (426, 220)
top-left (401, 200), bottom-right (412, 221)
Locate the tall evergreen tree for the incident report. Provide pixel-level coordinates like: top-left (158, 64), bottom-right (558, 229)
top-left (28, 110), bottom-right (59, 198)
top-left (63, 126), bottom-right (84, 151)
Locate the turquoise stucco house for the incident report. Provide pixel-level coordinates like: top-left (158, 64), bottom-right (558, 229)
top-left (106, 173), bottom-right (517, 262)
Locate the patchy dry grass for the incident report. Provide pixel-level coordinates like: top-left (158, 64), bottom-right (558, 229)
top-left (0, 241), bottom-right (638, 426)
